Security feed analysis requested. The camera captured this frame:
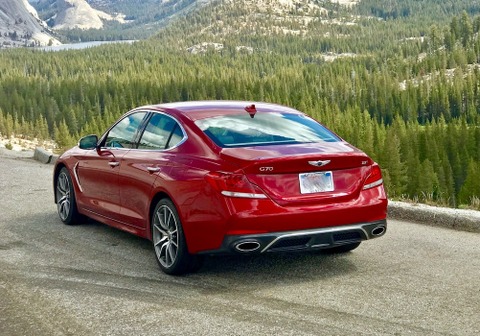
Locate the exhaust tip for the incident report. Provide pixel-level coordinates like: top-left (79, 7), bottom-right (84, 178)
top-left (371, 226), bottom-right (386, 236)
top-left (234, 240), bottom-right (261, 253)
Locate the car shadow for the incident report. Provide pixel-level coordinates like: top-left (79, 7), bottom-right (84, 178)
top-left (15, 212), bottom-right (360, 291)
top-left (85, 218), bottom-right (359, 284)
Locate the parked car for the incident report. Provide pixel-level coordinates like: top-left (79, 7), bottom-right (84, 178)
top-left (54, 101), bottom-right (387, 274)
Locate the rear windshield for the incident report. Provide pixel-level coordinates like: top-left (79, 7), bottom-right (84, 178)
top-left (195, 112), bottom-right (340, 148)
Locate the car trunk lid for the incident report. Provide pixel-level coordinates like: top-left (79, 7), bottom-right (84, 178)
top-left (220, 143), bottom-right (372, 205)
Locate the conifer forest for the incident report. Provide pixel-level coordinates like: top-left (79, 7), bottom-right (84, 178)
top-left (1, 0), bottom-right (480, 209)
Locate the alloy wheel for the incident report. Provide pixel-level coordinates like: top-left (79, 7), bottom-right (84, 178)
top-left (56, 171), bottom-right (71, 221)
top-left (153, 204), bottom-right (179, 269)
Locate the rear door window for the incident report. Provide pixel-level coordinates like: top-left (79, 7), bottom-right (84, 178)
top-left (138, 113), bottom-right (185, 150)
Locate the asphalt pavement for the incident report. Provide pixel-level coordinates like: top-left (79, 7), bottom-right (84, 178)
top-left (1, 148), bottom-right (479, 336)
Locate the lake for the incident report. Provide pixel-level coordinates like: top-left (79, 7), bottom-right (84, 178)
top-left (37, 40), bottom-right (137, 52)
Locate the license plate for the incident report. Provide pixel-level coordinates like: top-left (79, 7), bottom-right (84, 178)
top-left (299, 171), bottom-right (334, 194)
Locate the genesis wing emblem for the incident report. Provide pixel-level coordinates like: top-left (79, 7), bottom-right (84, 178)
top-left (308, 160), bottom-right (331, 167)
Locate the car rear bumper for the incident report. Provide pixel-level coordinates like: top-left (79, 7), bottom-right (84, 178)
top-left (198, 219), bottom-right (386, 255)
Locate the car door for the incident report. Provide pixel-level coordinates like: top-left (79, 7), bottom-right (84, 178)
top-left (75, 111), bottom-right (148, 221)
top-left (118, 111), bottom-right (186, 229)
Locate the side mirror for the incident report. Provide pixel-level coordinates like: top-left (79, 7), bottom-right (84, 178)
top-left (79, 135), bottom-right (98, 150)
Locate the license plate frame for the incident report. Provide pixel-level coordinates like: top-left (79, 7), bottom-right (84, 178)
top-left (299, 171), bottom-right (334, 194)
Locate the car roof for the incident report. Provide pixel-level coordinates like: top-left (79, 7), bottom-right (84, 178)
top-left (139, 101), bottom-right (304, 121)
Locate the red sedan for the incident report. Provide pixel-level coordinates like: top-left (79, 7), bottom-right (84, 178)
top-left (54, 101), bottom-right (387, 275)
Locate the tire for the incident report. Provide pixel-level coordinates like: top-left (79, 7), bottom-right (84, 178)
top-left (55, 167), bottom-right (81, 225)
top-left (322, 242), bottom-right (361, 254)
top-left (151, 199), bottom-right (203, 275)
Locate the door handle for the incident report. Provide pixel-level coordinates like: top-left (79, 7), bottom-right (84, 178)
top-left (108, 161), bottom-right (120, 167)
top-left (147, 166), bottom-right (161, 173)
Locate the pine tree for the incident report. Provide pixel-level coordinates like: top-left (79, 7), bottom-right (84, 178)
top-left (54, 120), bottom-right (75, 151)
top-left (458, 160), bottom-right (480, 206)
top-left (34, 116), bottom-right (50, 141)
top-left (381, 130), bottom-right (406, 198)
top-left (460, 11), bottom-right (474, 48)
top-left (0, 109), bottom-right (5, 136)
top-left (4, 114), bottom-right (14, 138)
top-left (418, 159), bottom-right (440, 202)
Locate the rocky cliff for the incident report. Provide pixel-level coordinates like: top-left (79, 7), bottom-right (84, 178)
top-left (52, 0), bottom-right (124, 30)
top-left (0, 0), bottom-right (60, 47)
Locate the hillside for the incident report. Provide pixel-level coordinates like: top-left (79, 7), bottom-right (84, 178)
top-left (31, 0), bottom-right (212, 41)
top-left (26, 0), bottom-right (480, 42)
top-left (0, 0), bottom-right (60, 47)
top-left (155, 0), bottom-right (480, 55)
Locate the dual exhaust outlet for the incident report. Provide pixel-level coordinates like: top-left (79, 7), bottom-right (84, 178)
top-left (232, 225), bottom-right (386, 253)
top-left (371, 225), bottom-right (386, 237)
top-left (234, 240), bottom-right (262, 253)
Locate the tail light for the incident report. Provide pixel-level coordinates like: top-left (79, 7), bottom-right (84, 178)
top-left (205, 172), bottom-right (267, 199)
top-left (363, 164), bottom-right (383, 190)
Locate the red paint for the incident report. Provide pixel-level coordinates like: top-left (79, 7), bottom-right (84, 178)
top-left (55, 101), bottom-right (387, 254)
